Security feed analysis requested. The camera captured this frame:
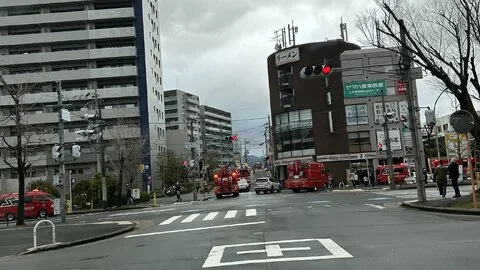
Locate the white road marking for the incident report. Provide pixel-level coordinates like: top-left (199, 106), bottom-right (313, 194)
top-left (365, 203), bottom-right (386, 209)
top-left (159, 215), bottom-right (182, 225)
top-left (203, 212), bottom-right (219, 221)
top-left (245, 204), bottom-right (264, 207)
top-left (126, 221), bottom-right (266, 238)
top-left (181, 213), bottom-right (201, 223)
top-left (307, 206), bottom-right (313, 209)
top-left (202, 238), bottom-right (353, 268)
top-left (246, 209), bottom-right (257, 217)
top-left (237, 246), bottom-right (311, 255)
top-left (368, 197), bottom-right (392, 201)
top-left (310, 200), bottom-right (331, 204)
top-left (324, 205), bottom-right (332, 208)
top-left (224, 210), bottom-right (237, 219)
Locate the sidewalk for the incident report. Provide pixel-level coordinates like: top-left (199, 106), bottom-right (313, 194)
top-left (0, 220), bottom-right (136, 258)
top-left (136, 192), bottom-right (214, 207)
top-left (402, 191), bottom-right (480, 215)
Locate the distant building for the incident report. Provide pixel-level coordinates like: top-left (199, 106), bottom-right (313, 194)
top-left (164, 89), bottom-right (201, 160)
top-left (200, 105), bottom-right (233, 165)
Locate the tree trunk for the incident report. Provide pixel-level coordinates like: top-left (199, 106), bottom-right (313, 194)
top-left (458, 92), bottom-right (480, 150)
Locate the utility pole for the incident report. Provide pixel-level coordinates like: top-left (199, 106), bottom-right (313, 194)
top-left (399, 19), bottom-right (426, 202)
top-left (57, 81), bottom-right (67, 223)
top-left (94, 88), bottom-right (107, 208)
top-left (190, 120), bottom-right (197, 201)
top-left (381, 91), bottom-right (395, 189)
top-left (244, 139), bottom-right (248, 165)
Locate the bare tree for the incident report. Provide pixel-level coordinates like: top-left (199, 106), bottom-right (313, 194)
top-left (356, 0), bottom-right (480, 145)
top-left (105, 118), bottom-right (148, 205)
top-left (0, 72), bottom-right (49, 225)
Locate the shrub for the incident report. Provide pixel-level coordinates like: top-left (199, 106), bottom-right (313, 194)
top-left (139, 192), bottom-right (150, 202)
top-left (27, 180), bottom-right (60, 198)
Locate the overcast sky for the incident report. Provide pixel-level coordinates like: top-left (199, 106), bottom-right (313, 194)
top-left (158, 0), bottom-right (462, 156)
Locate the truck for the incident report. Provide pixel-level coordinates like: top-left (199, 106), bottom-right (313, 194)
top-left (376, 164), bottom-right (409, 185)
top-left (284, 160), bottom-right (330, 193)
top-left (213, 166), bottom-right (240, 199)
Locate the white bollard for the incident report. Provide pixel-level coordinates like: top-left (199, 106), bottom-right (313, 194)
top-left (33, 219), bottom-right (56, 249)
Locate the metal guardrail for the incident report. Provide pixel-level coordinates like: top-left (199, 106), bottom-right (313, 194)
top-left (33, 220), bottom-right (56, 249)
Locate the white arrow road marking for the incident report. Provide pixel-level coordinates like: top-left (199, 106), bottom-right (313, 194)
top-left (224, 210), bottom-right (237, 219)
top-left (365, 203), bottom-right (386, 209)
top-left (203, 212), bottom-right (219, 221)
top-left (159, 215), bottom-right (182, 225)
top-left (126, 221), bottom-right (266, 238)
top-left (181, 213), bottom-right (200, 223)
top-left (245, 209), bottom-right (257, 217)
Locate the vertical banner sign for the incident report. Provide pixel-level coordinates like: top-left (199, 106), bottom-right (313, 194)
top-left (376, 129), bottom-right (402, 151)
top-left (396, 80), bottom-right (407, 94)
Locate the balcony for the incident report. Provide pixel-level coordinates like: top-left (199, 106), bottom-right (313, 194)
top-left (0, 7), bottom-right (134, 27)
top-left (280, 95), bottom-right (296, 109)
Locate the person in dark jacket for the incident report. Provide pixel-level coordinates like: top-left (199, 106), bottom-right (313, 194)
top-left (434, 162), bottom-right (448, 197)
top-left (447, 158), bottom-right (461, 198)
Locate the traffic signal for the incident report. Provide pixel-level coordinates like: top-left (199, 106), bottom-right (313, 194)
top-left (425, 109), bottom-right (436, 128)
top-left (224, 135), bottom-right (238, 141)
top-left (52, 145), bottom-right (63, 160)
top-left (300, 64), bottom-right (333, 79)
top-left (72, 144), bottom-right (81, 159)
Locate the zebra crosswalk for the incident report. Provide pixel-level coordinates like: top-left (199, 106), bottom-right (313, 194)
top-left (159, 209), bottom-right (258, 226)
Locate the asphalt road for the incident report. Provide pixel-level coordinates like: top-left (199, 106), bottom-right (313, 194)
top-left (1, 187), bottom-right (479, 269)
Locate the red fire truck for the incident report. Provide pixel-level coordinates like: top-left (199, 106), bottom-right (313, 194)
top-left (376, 164), bottom-right (409, 184)
top-left (284, 160), bottom-right (330, 193)
top-left (213, 166), bottom-right (240, 199)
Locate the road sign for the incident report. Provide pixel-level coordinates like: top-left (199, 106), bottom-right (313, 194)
top-left (53, 198), bottom-right (61, 215)
top-left (450, 110), bottom-right (474, 133)
top-left (202, 238), bottom-right (353, 268)
top-left (61, 109), bottom-right (71, 122)
top-left (396, 80), bottom-right (407, 94)
top-left (185, 142), bottom-right (199, 149)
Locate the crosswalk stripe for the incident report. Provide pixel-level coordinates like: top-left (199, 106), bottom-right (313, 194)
top-left (224, 210), bottom-right (237, 219)
top-left (203, 212), bottom-right (219, 221)
top-left (160, 215), bottom-right (182, 225)
top-left (246, 209), bottom-right (257, 217)
top-left (181, 213), bottom-right (200, 223)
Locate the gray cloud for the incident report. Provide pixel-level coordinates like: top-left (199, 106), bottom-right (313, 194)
top-left (158, 0), bottom-right (457, 155)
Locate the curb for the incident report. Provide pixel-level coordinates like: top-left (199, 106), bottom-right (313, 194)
top-left (68, 206), bottom-right (148, 216)
top-left (18, 224), bottom-right (136, 255)
top-left (401, 201), bottom-right (480, 215)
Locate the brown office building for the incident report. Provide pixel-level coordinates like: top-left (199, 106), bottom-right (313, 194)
top-left (267, 40), bottom-right (360, 183)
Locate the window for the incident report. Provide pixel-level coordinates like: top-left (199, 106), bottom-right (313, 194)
top-left (348, 131), bottom-right (371, 153)
top-left (274, 109), bottom-right (314, 158)
top-left (345, 104), bottom-right (368, 126)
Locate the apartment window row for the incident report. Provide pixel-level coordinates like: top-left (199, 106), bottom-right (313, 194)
top-left (345, 104), bottom-right (368, 126)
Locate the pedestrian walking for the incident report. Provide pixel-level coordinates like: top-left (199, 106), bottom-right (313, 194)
top-left (447, 158), bottom-right (461, 198)
top-left (174, 181), bottom-right (182, 202)
top-left (369, 172), bottom-right (375, 187)
top-left (126, 185), bottom-right (134, 205)
top-left (434, 162), bottom-right (447, 197)
top-left (363, 175), bottom-right (369, 187)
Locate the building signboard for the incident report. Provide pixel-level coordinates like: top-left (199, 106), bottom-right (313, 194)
top-left (343, 80), bottom-right (387, 98)
top-left (445, 133), bottom-right (469, 158)
top-left (376, 129), bottom-right (402, 151)
top-left (275, 47), bottom-right (300, 66)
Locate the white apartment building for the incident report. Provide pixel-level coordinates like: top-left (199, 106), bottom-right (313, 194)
top-left (200, 105), bottom-right (234, 165)
top-left (164, 89), bottom-right (201, 160)
top-left (0, 0), bottom-right (166, 193)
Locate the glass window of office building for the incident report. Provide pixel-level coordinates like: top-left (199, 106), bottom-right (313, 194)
top-left (274, 109), bottom-right (314, 159)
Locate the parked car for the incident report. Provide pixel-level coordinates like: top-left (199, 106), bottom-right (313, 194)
top-left (255, 177), bottom-right (281, 194)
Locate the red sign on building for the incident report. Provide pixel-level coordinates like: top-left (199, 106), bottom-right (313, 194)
top-left (396, 80), bottom-right (407, 94)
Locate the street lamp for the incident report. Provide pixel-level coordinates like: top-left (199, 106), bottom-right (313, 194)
top-left (432, 88), bottom-right (449, 159)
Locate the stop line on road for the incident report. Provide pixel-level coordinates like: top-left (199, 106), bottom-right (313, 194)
top-left (159, 209), bottom-right (258, 225)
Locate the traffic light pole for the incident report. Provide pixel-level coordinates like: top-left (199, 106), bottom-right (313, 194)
top-left (190, 121), bottom-right (198, 201)
top-left (94, 88), bottom-right (107, 209)
top-left (399, 19), bottom-right (426, 202)
top-left (381, 90), bottom-right (395, 189)
top-left (57, 81), bottom-right (67, 223)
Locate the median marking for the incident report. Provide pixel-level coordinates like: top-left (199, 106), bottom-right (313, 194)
top-left (126, 221), bottom-right (266, 238)
top-left (245, 209), bottom-right (257, 217)
top-left (160, 215), bottom-right (182, 225)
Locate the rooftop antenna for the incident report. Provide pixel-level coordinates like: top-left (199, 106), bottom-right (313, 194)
top-left (340, 17), bottom-right (348, 41)
top-left (288, 20), bottom-right (298, 46)
top-left (176, 76), bottom-right (179, 89)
